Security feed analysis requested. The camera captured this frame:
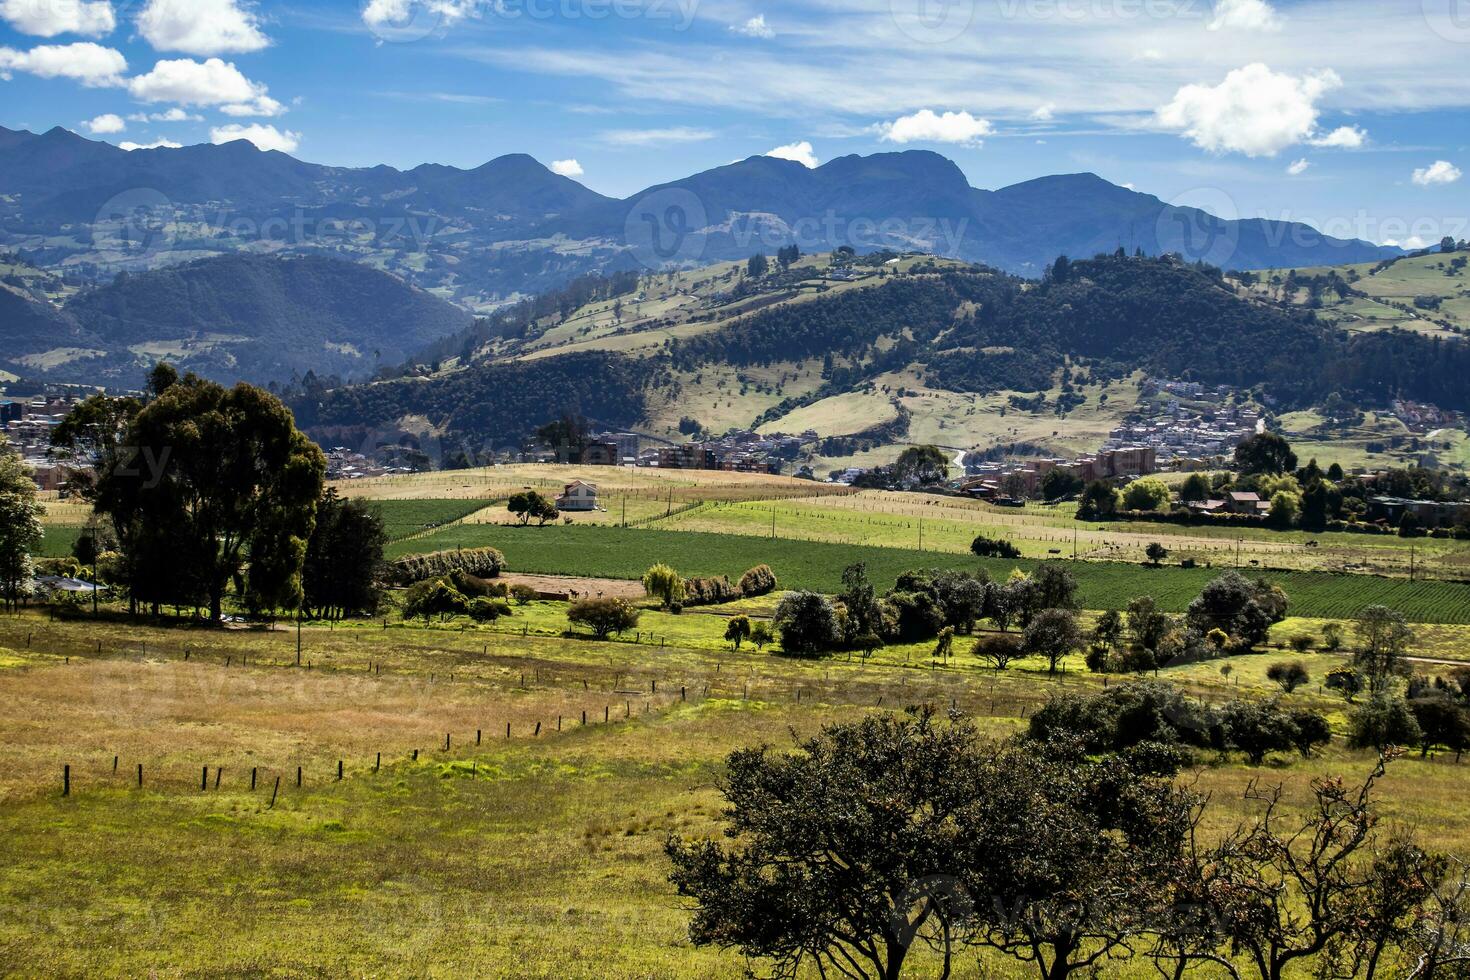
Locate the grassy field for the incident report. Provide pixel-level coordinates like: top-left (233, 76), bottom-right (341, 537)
top-left (387, 522), bottom-right (1470, 623)
top-left (0, 598), bottom-right (1467, 977)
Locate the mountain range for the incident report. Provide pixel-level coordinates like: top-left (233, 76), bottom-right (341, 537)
top-left (0, 126), bottom-right (1398, 312)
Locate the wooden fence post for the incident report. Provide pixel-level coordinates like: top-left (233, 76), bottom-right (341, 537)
top-left (337, 760), bottom-right (343, 781)
top-left (296, 766), bottom-right (302, 787)
top-left (375, 753), bottom-right (381, 773)
top-left (137, 763), bottom-right (143, 788)
top-left (269, 776), bottom-right (280, 809)
top-left (214, 767), bottom-right (222, 790)
top-left (63, 764), bottom-right (70, 797)
top-left (534, 722), bottom-right (541, 736)
top-left (251, 767), bottom-right (257, 791)
top-left (476, 729), bottom-right (482, 746)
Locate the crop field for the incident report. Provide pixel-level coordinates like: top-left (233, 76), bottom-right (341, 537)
top-left (387, 522), bottom-right (1470, 624)
top-left (1, 597), bottom-right (1468, 977)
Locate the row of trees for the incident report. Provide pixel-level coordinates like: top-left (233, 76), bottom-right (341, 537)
top-left (0, 437), bottom-right (43, 612)
top-left (668, 707), bottom-right (1469, 980)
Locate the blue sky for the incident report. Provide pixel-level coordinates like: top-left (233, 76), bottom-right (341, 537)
top-left (1, 0), bottom-right (1466, 247)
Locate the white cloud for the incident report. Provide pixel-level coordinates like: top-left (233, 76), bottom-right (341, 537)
top-left (137, 0), bottom-right (268, 56)
top-left (765, 140), bottom-right (818, 168)
top-left (549, 158), bottom-right (583, 177)
top-left (220, 95), bottom-right (284, 117)
top-left (1385, 235), bottom-right (1429, 250)
top-left (731, 14), bottom-right (774, 39)
top-left (120, 136), bottom-right (182, 150)
top-left (0, 41), bottom-right (125, 85)
top-left (1155, 64), bottom-right (1341, 157)
top-left (1207, 0), bottom-right (1283, 32)
top-left (210, 122), bottom-right (299, 153)
top-left (0, 0), bottom-right (114, 38)
top-left (128, 57), bottom-right (269, 106)
top-left (598, 126), bottom-right (713, 147)
top-left (1286, 158), bottom-right (1310, 175)
top-left (1031, 103), bottom-right (1055, 122)
top-left (876, 109), bottom-right (993, 146)
top-left (1121, 182), bottom-right (1136, 190)
top-left (1412, 160), bottom-right (1462, 187)
top-left (362, 0), bottom-right (479, 37)
top-left (1310, 125), bottom-right (1366, 148)
top-left (82, 112), bottom-right (125, 134)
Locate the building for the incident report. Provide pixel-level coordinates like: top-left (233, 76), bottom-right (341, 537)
top-left (1369, 496), bottom-right (1470, 528)
top-left (556, 480), bottom-right (600, 512)
top-left (1225, 492), bottom-right (1266, 516)
top-left (658, 445), bottom-right (716, 470)
top-left (0, 400), bottom-right (22, 428)
top-left (582, 442), bottom-right (619, 467)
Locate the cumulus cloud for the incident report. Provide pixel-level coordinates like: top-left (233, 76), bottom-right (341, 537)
top-left (1412, 160), bottom-right (1462, 186)
top-left (876, 109), bottom-right (993, 146)
top-left (220, 95), bottom-right (284, 117)
top-left (128, 57), bottom-right (270, 107)
top-left (0, 41), bottom-right (126, 85)
top-left (127, 107), bottom-right (201, 122)
top-left (731, 15), bottom-right (774, 39)
top-left (549, 158), bottom-right (584, 177)
top-left (1155, 63), bottom-right (1341, 157)
top-left (137, 0), bottom-right (268, 55)
top-left (1207, 0), bottom-right (1282, 32)
top-left (120, 137), bottom-right (182, 151)
top-left (82, 112), bottom-right (125, 134)
top-left (765, 140), bottom-right (818, 168)
top-left (1310, 125), bottom-right (1367, 148)
top-left (1286, 158), bottom-right (1310, 176)
top-left (210, 122), bottom-right (299, 153)
top-left (1031, 104), bottom-right (1055, 122)
top-left (0, 0), bottom-right (114, 37)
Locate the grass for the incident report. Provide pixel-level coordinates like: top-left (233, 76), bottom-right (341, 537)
top-left (387, 522), bottom-right (1470, 623)
top-left (0, 606), bottom-right (1467, 978)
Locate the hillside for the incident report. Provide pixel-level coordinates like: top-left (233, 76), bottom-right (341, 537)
top-left (302, 251), bottom-right (1470, 468)
top-left (3, 254), bottom-right (474, 386)
top-left (0, 129), bottom-right (1397, 310)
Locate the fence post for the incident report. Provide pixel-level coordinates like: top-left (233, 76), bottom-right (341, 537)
top-left (337, 761), bottom-right (343, 781)
top-left (534, 722), bottom-right (541, 736)
top-left (296, 766), bottom-right (302, 787)
top-left (375, 753), bottom-right (381, 773)
top-left (476, 729), bottom-right (482, 746)
top-left (63, 764), bottom-right (70, 797)
top-left (269, 776), bottom-right (280, 809)
top-left (137, 763), bottom-right (143, 788)
top-left (214, 768), bottom-right (222, 790)
top-left (251, 767), bottom-right (257, 791)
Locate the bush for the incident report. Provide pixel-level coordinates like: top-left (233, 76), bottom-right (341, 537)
top-left (509, 583), bottom-right (538, 605)
top-left (738, 564), bottom-right (778, 597)
top-left (971, 535), bottom-right (1021, 560)
top-left (1408, 697), bottom-right (1470, 757)
top-left (773, 591), bottom-right (843, 657)
top-left (1266, 661), bottom-right (1311, 693)
top-left (974, 632), bottom-right (1025, 670)
top-left (1325, 666), bottom-right (1363, 700)
top-left (451, 570), bottom-right (505, 598)
top-left (1218, 699), bottom-right (1302, 765)
top-left (642, 563), bottom-right (686, 609)
top-left (389, 548), bottom-right (505, 586)
top-left (402, 577), bottom-right (469, 623)
top-left (1028, 682), bottom-right (1215, 753)
top-left (684, 575), bottom-right (741, 607)
top-left (35, 557), bottom-right (83, 578)
top-left (467, 597), bottom-right (511, 622)
top-left (1290, 710), bottom-right (1334, 757)
top-left (881, 590), bottom-right (946, 643)
top-left (567, 597), bottom-right (640, 639)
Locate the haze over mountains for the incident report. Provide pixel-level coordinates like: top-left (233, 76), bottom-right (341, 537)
top-left (0, 126), bottom-right (1397, 304)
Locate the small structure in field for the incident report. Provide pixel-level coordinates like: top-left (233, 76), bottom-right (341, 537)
top-left (556, 480), bottom-right (600, 512)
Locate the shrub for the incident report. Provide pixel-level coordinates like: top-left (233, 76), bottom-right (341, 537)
top-left (567, 597), bottom-right (640, 639)
top-left (1266, 661), bottom-right (1311, 693)
top-left (389, 547), bottom-right (505, 586)
top-left (1408, 697), bottom-right (1470, 757)
top-left (975, 632), bottom-right (1025, 670)
top-left (881, 590), bottom-right (946, 643)
top-left (509, 584), bottom-right (538, 605)
top-left (738, 564), bottom-right (778, 596)
top-left (467, 597), bottom-right (511, 623)
top-left (724, 615), bottom-right (752, 650)
top-left (642, 563), bottom-right (686, 609)
top-left (1289, 710), bottom-right (1334, 758)
top-left (750, 622), bottom-right (774, 652)
top-left (1028, 682), bottom-right (1215, 753)
top-left (451, 570), bottom-right (505, 598)
top-left (402, 577), bottom-right (468, 623)
top-left (1289, 634), bottom-right (1316, 653)
top-left (1218, 699), bottom-right (1301, 765)
top-left (971, 535), bottom-right (1021, 560)
top-left (684, 575), bottom-right (741, 607)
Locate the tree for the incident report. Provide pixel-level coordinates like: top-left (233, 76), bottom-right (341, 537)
top-left (1040, 468), bottom-right (1084, 502)
top-left (738, 564), bottom-right (777, 596)
top-left (747, 253), bottom-right (769, 278)
top-left (301, 490), bottom-right (386, 620)
top-left (750, 621), bottom-right (774, 652)
top-left (839, 562), bottom-right (881, 642)
top-left (1326, 666), bottom-right (1364, 701)
top-left (402, 577), bottom-right (468, 624)
top-left (724, 615), bottom-right (752, 651)
top-left (1268, 490), bottom-right (1302, 527)
top-left (1124, 477), bottom-right (1172, 512)
top-left (773, 591), bottom-right (842, 656)
top-left (1179, 473), bottom-right (1213, 502)
top-left (891, 445), bottom-right (949, 487)
top-left (1186, 572), bottom-right (1287, 651)
top-left (87, 377), bottom-right (326, 623)
top-left (567, 597), bottom-right (640, 639)
top-left (507, 490), bottom-right (558, 526)
top-left (1409, 697), bottom-right (1470, 758)
top-left (971, 534), bottom-right (1021, 560)
top-left (1092, 609), bottom-right (1124, 651)
top-left (1354, 605), bottom-right (1414, 693)
top-left (776, 244), bottom-right (801, 270)
top-left (1219, 699), bottom-right (1303, 764)
top-left (933, 626), bottom-right (955, 663)
top-left (1234, 431), bottom-right (1298, 476)
top-left (1022, 608), bottom-right (1083, 675)
top-left (642, 563), bottom-right (687, 610)
top-left (974, 632), bottom-right (1024, 670)
top-left (1348, 693), bottom-right (1423, 750)
top-left (1173, 760), bottom-right (1440, 980)
top-left (467, 597), bottom-right (510, 622)
top-left (1267, 661), bottom-right (1310, 693)
top-left (1127, 595), bottom-right (1174, 655)
top-left (1145, 542), bottom-right (1169, 566)
top-left (1076, 480), bottom-right (1118, 520)
top-left (0, 442), bottom-right (43, 613)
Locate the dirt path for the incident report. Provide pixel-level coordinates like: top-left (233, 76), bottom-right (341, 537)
top-left (498, 573), bottom-right (644, 600)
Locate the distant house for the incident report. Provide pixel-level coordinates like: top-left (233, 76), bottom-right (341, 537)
top-left (556, 480), bottom-right (600, 512)
top-left (582, 442), bottom-right (619, 466)
top-left (1225, 492), bottom-right (1263, 515)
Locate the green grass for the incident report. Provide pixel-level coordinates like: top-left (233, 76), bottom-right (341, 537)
top-left (389, 523), bottom-right (1470, 624)
top-left (36, 524), bottom-right (83, 559)
top-left (370, 498), bottom-right (493, 542)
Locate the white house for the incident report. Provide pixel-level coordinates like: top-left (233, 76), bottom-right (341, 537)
top-left (556, 480), bottom-right (600, 512)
